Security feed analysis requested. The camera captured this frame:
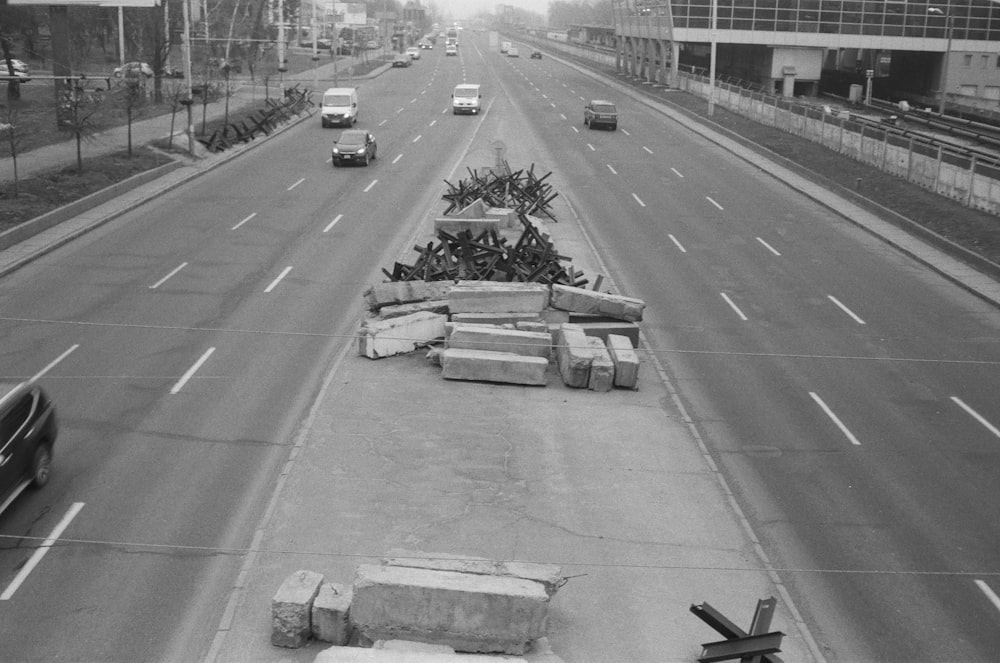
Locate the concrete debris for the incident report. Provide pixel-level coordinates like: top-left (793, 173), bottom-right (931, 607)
top-left (365, 281), bottom-right (456, 312)
top-left (607, 334), bottom-right (640, 389)
top-left (445, 325), bottom-right (552, 359)
top-left (441, 349), bottom-right (549, 386)
top-left (271, 569), bottom-right (324, 648)
top-left (448, 282), bottom-right (550, 314)
top-left (554, 323), bottom-right (592, 389)
top-left (314, 637), bottom-right (564, 662)
top-left (377, 300), bottom-right (450, 320)
top-left (358, 312), bottom-right (448, 359)
top-left (550, 284), bottom-right (645, 322)
top-left (381, 550), bottom-right (566, 598)
top-left (586, 337), bottom-right (615, 393)
top-left (313, 582), bottom-right (354, 645)
top-left (450, 312), bottom-right (542, 326)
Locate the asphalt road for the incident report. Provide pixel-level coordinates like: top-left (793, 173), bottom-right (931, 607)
top-left (1, 30), bottom-right (999, 662)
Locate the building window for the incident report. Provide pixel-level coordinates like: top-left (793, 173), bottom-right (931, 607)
top-left (984, 55), bottom-right (991, 68)
top-left (964, 54), bottom-right (973, 67)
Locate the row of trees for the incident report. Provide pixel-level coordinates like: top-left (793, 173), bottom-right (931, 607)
top-left (548, 1), bottom-right (616, 29)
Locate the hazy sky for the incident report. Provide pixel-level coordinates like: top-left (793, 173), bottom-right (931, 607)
top-left (432, 0), bottom-right (550, 21)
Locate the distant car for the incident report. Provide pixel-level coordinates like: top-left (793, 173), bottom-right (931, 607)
top-left (2, 59), bottom-right (30, 82)
top-left (367, 40), bottom-right (379, 49)
top-left (0, 381), bottom-right (58, 517)
top-left (419, 40), bottom-right (432, 49)
top-left (584, 99), bottom-right (618, 130)
top-left (113, 61), bottom-right (154, 78)
top-left (530, 50), bottom-right (542, 59)
top-left (392, 54), bottom-right (412, 68)
top-left (406, 46), bottom-right (421, 60)
top-left (316, 38), bottom-right (333, 50)
top-left (445, 44), bottom-right (458, 56)
top-left (507, 47), bottom-right (520, 57)
top-left (332, 129), bottom-right (377, 167)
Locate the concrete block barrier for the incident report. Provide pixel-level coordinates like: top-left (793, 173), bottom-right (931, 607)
top-left (607, 334), bottom-right (639, 389)
top-left (378, 300), bottom-right (450, 320)
top-left (433, 218), bottom-right (501, 235)
top-left (450, 312), bottom-right (542, 326)
top-left (550, 284), bottom-right (645, 322)
top-left (364, 281), bottom-right (456, 311)
top-left (485, 206), bottom-right (516, 229)
top-left (568, 314), bottom-right (641, 347)
top-left (554, 323), bottom-right (592, 389)
top-left (314, 637), bottom-right (565, 661)
top-left (448, 282), bottom-right (550, 314)
top-left (312, 582), bottom-right (354, 645)
top-left (349, 564), bottom-right (551, 655)
top-left (358, 312), bottom-right (448, 359)
top-left (382, 551), bottom-right (565, 597)
top-left (585, 337), bottom-right (615, 392)
top-left (271, 569), bottom-right (324, 648)
top-left (441, 349), bottom-right (549, 386)
top-left (446, 326), bottom-right (552, 358)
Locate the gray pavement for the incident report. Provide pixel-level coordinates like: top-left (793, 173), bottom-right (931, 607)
top-left (3, 46), bottom-right (998, 663)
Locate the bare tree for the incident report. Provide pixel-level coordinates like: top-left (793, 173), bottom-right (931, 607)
top-left (164, 78), bottom-right (187, 149)
top-left (1, 103), bottom-right (25, 197)
top-left (58, 79), bottom-right (105, 172)
top-left (122, 77), bottom-right (144, 157)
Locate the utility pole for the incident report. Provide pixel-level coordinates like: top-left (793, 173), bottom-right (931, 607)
top-left (278, 0), bottom-right (287, 85)
top-left (181, 0), bottom-right (195, 154)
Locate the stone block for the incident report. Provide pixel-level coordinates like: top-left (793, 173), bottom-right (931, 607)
top-left (453, 197), bottom-right (487, 219)
top-left (434, 218), bottom-right (500, 235)
top-left (350, 564), bottom-right (551, 655)
top-left (586, 337), bottom-right (614, 392)
top-left (312, 582), bottom-right (354, 645)
top-left (272, 569), bottom-right (324, 648)
top-left (364, 281), bottom-right (455, 311)
top-left (516, 321), bottom-right (550, 334)
top-left (485, 207), bottom-right (516, 229)
top-left (448, 282), bottom-right (550, 314)
top-left (383, 551), bottom-right (565, 597)
top-left (607, 334), bottom-right (639, 389)
top-left (379, 300), bottom-right (450, 320)
top-left (315, 637), bottom-right (566, 661)
top-left (539, 309), bottom-right (570, 325)
top-left (568, 316), bottom-right (640, 348)
top-left (447, 326), bottom-right (552, 358)
top-left (554, 323), bottom-right (591, 389)
top-left (451, 312), bottom-right (542, 326)
top-left (550, 284), bottom-right (645, 322)
top-left (358, 312), bottom-right (447, 359)
top-left (441, 349), bottom-right (548, 386)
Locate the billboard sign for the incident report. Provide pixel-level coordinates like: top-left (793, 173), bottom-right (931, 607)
top-left (7, 0), bottom-right (159, 5)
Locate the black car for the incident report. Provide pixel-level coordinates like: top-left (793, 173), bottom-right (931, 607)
top-left (332, 129), bottom-right (377, 167)
top-left (530, 50), bottom-right (542, 59)
top-left (0, 382), bottom-right (58, 515)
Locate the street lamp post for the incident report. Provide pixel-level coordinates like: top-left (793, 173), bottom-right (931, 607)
top-left (928, 6), bottom-right (953, 116)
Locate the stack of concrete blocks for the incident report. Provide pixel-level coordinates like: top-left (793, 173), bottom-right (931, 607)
top-left (271, 569), bottom-right (325, 648)
top-left (435, 198), bottom-right (500, 236)
top-left (347, 552), bottom-right (563, 656)
top-left (553, 324), bottom-right (641, 391)
top-left (313, 582), bottom-right (355, 645)
top-left (359, 281), bottom-right (456, 359)
top-left (440, 282), bottom-right (553, 386)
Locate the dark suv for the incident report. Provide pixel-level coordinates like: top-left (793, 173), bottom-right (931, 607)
top-left (0, 382), bottom-right (58, 515)
top-left (584, 100), bottom-right (618, 130)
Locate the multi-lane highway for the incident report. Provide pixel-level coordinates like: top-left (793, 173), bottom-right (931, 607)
top-left (1, 30), bottom-right (999, 662)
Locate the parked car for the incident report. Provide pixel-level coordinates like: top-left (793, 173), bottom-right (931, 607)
top-left (161, 66), bottom-right (184, 79)
top-left (113, 61), bottom-right (154, 78)
top-left (507, 47), bottom-right (520, 57)
top-left (530, 50), bottom-right (542, 59)
top-left (445, 44), bottom-right (458, 57)
top-left (0, 381), bottom-right (58, 516)
top-left (406, 46), bottom-right (421, 60)
top-left (392, 54), bottom-right (412, 68)
top-left (2, 59), bottom-right (30, 82)
top-left (584, 99), bottom-right (618, 130)
top-left (332, 129), bottom-right (377, 167)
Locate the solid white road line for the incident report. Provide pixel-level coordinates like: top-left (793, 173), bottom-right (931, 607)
top-left (30, 345), bottom-right (79, 383)
top-left (287, 178), bottom-right (305, 191)
top-left (810, 391), bottom-right (862, 446)
top-left (264, 266), bottom-right (292, 293)
top-left (607, 164), bottom-right (618, 175)
top-left (150, 262), bottom-right (189, 290)
top-left (671, 167), bottom-right (683, 178)
top-left (706, 196), bottom-right (724, 210)
top-left (364, 179), bottom-right (378, 193)
top-left (632, 193), bottom-right (646, 207)
top-left (975, 580), bottom-right (1000, 614)
top-left (323, 214), bottom-right (343, 233)
top-left (171, 348), bottom-right (215, 394)
top-left (642, 146), bottom-right (653, 154)
top-left (827, 295), bottom-right (866, 324)
top-left (587, 144), bottom-right (595, 151)
top-left (951, 397), bottom-right (1000, 439)
top-left (231, 212), bottom-right (256, 230)
top-left (720, 293), bottom-right (748, 321)
top-left (392, 154), bottom-right (402, 164)
top-left (1, 502), bottom-right (85, 601)
top-left (756, 237), bottom-right (782, 256)
top-left (669, 234), bottom-right (687, 253)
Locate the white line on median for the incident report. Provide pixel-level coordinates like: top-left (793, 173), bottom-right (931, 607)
top-left (632, 193), bottom-right (646, 207)
top-left (323, 214), bottom-right (343, 233)
top-left (392, 154), bottom-right (402, 164)
top-left (149, 262), bottom-right (189, 290)
top-left (364, 179), bottom-right (378, 193)
top-left (265, 266), bottom-right (292, 293)
top-left (975, 580), bottom-right (1000, 614)
top-left (607, 164), bottom-right (618, 175)
top-left (706, 196), bottom-right (724, 210)
top-left (1, 502), bottom-right (85, 601)
top-left (287, 178), bottom-right (305, 191)
top-left (810, 391), bottom-right (862, 446)
top-left (669, 234), bottom-right (687, 253)
top-left (30, 345), bottom-right (79, 383)
top-left (827, 295), bottom-right (866, 324)
top-left (671, 167), bottom-right (683, 177)
top-left (951, 397), bottom-right (1000, 439)
top-left (720, 293), bottom-right (748, 321)
top-left (756, 237), bottom-right (782, 256)
top-left (231, 212), bottom-right (256, 230)
top-left (171, 348), bottom-right (215, 394)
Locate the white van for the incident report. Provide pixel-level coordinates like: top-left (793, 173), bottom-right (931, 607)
top-left (452, 83), bottom-right (482, 115)
top-left (321, 87), bottom-right (358, 128)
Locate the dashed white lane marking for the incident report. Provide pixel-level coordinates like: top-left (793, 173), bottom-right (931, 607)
top-left (287, 178), bottom-right (305, 191)
top-left (631, 193), bottom-right (646, 207)
top-left (413, 135), bottom-right (422, 143)
top-left (441, 108), bottom-right (448, 114)
top-left (410, 98), bottom-right (417, 104)
top-left (569, 89), bottom-right (576, 94)
top-left (621, 129), bottom-right (631, 136)
top-left (810, 391), bottom-right (862, 446)
top-left (429, 119), bottom-right (437, 127)
top-left (542, 94), bottom-right (548, 99)
top-left (392, 154), bottom-right (402, 164)
top-left (671, 167), bottom-right (684, 178)
top-left (951, 397), bottom-right (1000, 439)
top-left (265, 266), bottom-right (293, 293)
top-left (975, 580), bottom-right (1000, 614)
top-left (706, 196), bottom-right (724, 210)
top-left (150, 262), bottom-right (188, 290)
top-left (364, 179), bottom-right (378, 193)
top-left (560, 113), bottom-right (567, 120)
top-left (30, 345), bottom-right (79, 383)
top-left (669, 234), bottom-right (687, 253)
top-left (396, 107), bottom-right (405, 114)
top-left (642, 146), bottom-right (653, 154)
top-left (420, 90), bottom-right (426, 95)
top-left (1, 502), bottom-right (85, 601)
top-left (827, 295), bottom-right (866, 325)
top-left (572, 126), bottom-right (579, 133)
top-left (578, 95), bottom-right (585, 101)
top-left (378, 119), bottom-right (387, 126)
top-left (232, 212), bottom-right (256, 230)
top-left (607, 164), bottom-right (618, 175)
top-left (323, 214), bottom-right (343, 233)
top-left (720, 293), bottom-right (748, 321)
top-left (756, 237), bottom-right (782, 256)
top-left (587, 144), bottom-right (595, 151)
top-left (170, 347), bottom-right (215, 395)
top-left (550, 102), bottom-right (556, 108)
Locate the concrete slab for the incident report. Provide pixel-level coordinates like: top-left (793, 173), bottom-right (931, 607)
top-left (312, 582), bottom-right (354, 645)
top-left (379, 300), bottom-right (450, 320)
top-left (314, 637), bottom-right (564, 662)
top-left (554, 323), bottom-right (591, 389)
top-left (358, 312), bottom-right (448, 359)
top-left (585, 337), bottom-right (614, 393)
top-left (446, 326), bottom-right (552, 359)
top-left (448, 282), bottom-right (550, 314)
top-left (434, 218), bottom-right (500, 235)
top-left (271, 569), bottom-right (324, 648)
top-left (440, 349), bottom-right (549, 386)
top-left (607, 334), bottom-right (639, 389)
top-left (550, 284), bottom-right (645, 322)
top-left (381, 551), bottom-right (565, 597)
top-left (450, 312), bottom-right (542, 326)
top-left (364, 281), bottom-right (456, 311)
